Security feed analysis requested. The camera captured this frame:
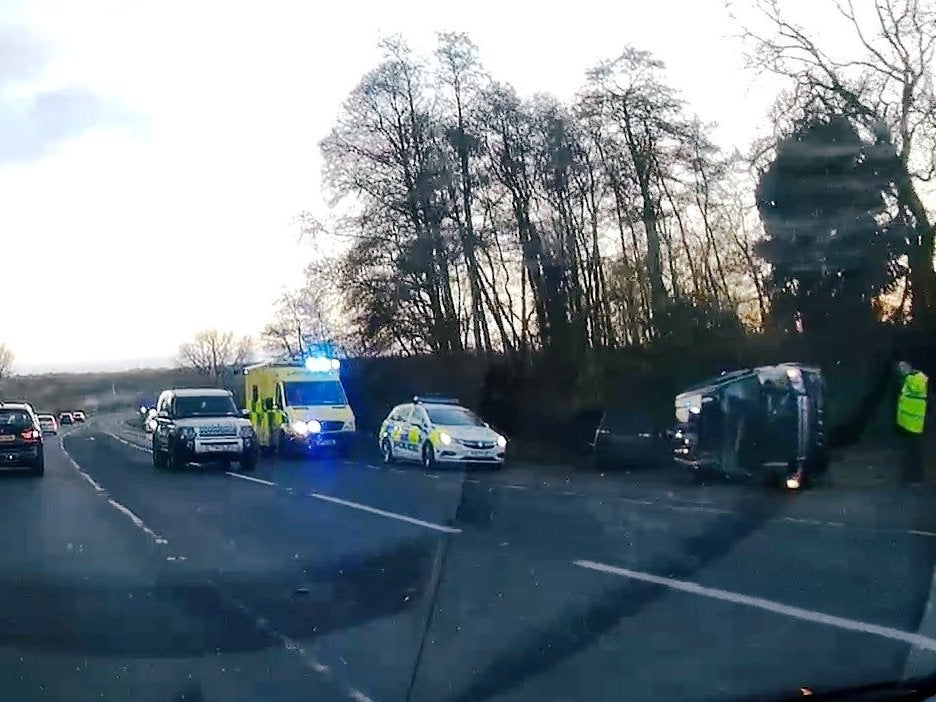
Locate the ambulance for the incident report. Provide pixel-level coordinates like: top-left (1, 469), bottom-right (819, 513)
top-left (244, 355), bottom-right (356, 456)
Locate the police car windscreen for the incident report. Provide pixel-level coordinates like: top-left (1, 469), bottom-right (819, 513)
top-left (0, 410), bottom-right (33, 430)
top-left (175, 395), bottom-right (238, 418)
top-left (426, 407), bottom-right (485, 426)
top-left (284, 381), bottom-right (347, 406)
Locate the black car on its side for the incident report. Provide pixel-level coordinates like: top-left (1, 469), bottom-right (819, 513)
top-left (0, 403), bottom-right (45, 476)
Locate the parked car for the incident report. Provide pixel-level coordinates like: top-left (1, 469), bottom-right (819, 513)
top-left (36, 414), bottom-right (58, 435)
top-left (58, 412), bottom-right (74, 426)
top-left (72, 411), bottom-right (87, 423)
top-left (591, 409), bottom-right (668, 469)
top-left (0, 403), bottom-right (44, 476)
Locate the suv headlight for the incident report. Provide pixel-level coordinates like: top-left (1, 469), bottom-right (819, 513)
top-left (177, 427), bottom-right (196, 440)
top-left (290, 421), bottom-right (309, 436)
top-left (496, 434), bottom-right (507, 448)
top-left (307, 419), bottom-right (322, 434)
top-left (238, 425), bottom-right (255, 438)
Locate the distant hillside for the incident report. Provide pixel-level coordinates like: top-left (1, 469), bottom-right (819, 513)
top-left (0, 367), bottom-right (240, 415)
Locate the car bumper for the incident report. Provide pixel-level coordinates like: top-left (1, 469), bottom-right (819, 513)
top-left (176, 437), bottom-right (257, 462)
top-left (283, 431), bottom-right (355, 450)
top-left (435, 445), bottom-right (505, 465)
top-left (0, 445), bottom-right (41, 466)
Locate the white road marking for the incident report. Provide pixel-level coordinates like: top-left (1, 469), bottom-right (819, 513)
top-left (366, 464), bottom-right (382, 471)
top-left (575, 559), bottom-right (936, 651)
top-left (310, 492), bottom-right (462, 534)
top-left (389, 467), bottom-right (404, 474)
top-left (669, 504), bottom-right (732, 515)
top-left (225, 472), bottom-right (276, 487)
top-left (505, 484), bottom-right (526, 491)
top-left (61, 446), bottom-right (106, 493)
top-left (106, 498), bottom-right (168, 545)
top-left (620, 497), bottom-right (654, 506)
top-left (104, 432), bottom-right (152, 453)
top-left (910, 530), bottom-right (936, 538)
top-left (425, 473), bottom-right (440, 479)
top-left (225, 595), bottom-right (372, 702)
top-left (783, 517), bottom-right (824, 526)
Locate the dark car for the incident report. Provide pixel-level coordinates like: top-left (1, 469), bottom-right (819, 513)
top-left (591, 410), bottom-right (668, 469)
top-left (673, 362), bottom-right (828, 489)
top-left (0, 403), bottom-right (45, 476)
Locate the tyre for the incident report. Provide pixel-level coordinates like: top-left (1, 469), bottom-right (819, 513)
top-left (239, 448), bottom-right (258, 472)
top-left (382, 439), bottom-right (395, 464)
top-left (152, 440), bottom-right (167, 470)
top-left (30, 456), bottom-right (44, 477)
top-left (422, 442), bottom-right (437, 470)
top-left (165, 445), bottom-right (182, 472)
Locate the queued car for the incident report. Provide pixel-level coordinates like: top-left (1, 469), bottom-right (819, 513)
top-left (58, 412), bottom-right (74, 426)
top-left (378, 396), bottom-right (507, 469)
top-left (36, 414), bottom-right (58, 435)
top-left (72, 411), bottom-right (87, 423)
top-left (151, 388), bottom-right (258, 472)
top-left (0, 403), bottom-right (44, 476)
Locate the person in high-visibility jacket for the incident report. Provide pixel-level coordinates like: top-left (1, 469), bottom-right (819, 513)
top-left (896, 361), bottom-right (929, 485)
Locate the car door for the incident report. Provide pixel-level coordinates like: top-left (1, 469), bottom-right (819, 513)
top-left (154, 394), bottom-right (173, 451)
top-left (406, 407), bottom-right (429, 458)
top-left (390, 406), bottom-right (416, 459)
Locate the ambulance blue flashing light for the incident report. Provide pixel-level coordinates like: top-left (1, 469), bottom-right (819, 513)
top-left (304, 356), bottom-right (341, 372)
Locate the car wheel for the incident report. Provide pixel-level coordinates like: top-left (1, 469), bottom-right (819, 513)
top-left (422, 442), bottom-right (437, 470)
top-left (382, 440), bottom-right (395, 464)
top-left (152, 440), bottom-right (167, 470)
top-left (31, 456), bottom-right (44, 477)
top-left (165, 445), bottom-right (182, 472)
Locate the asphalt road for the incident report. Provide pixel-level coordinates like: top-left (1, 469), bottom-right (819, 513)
top-left (4, 414), bottom-right (936, 701)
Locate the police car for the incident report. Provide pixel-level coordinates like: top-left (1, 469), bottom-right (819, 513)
top-left (378, 396), bottom-right (507, 469)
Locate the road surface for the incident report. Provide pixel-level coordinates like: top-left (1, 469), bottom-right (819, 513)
top-left (3, 414), bottom-right (936, 701)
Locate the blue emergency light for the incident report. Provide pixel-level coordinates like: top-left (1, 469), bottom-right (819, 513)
top-left (304, 356), bottom-right (340, 372)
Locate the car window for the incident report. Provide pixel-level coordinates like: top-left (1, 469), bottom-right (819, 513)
top-left (0, 410), bottom-right (34, 430)
top-left (173, 395), bottom-right (238, 418)
top-left (424, 406), bottom-right (484, 426)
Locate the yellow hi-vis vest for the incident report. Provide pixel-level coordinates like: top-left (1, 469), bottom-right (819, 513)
top-left (897, 371), bottom-right (928, 434)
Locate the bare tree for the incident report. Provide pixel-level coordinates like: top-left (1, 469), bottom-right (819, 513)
top-left (178, 330), bottom-right (251, 378)
top-left (737, 0), bottom-right (936, 325)
top-left (0, 344), bottom-right (13, 384)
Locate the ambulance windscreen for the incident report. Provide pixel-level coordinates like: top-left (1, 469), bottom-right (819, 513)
top-left (284, 381), bottom-right (347, 406)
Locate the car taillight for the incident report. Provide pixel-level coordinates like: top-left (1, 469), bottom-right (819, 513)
top-left (21, 429), bottom-right (40, 441)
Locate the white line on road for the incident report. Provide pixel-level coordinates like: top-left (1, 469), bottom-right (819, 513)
top-left (310, 492), bottom-right (462, 534)
top-left (106, 498), bottom-right (168, 545)
top-left (620, 497), bottom-right (654, 506)
top-left (575, 559), bottom-right (936, 652)
top-left (910, 530), bottom-right (936, 538)
top-left (104, 432), bottom-right (152, 453)
top-left (783, 517), bottom-right (825, 526)
top-left (669, 504), bottom-right (732, 515)
top-left (366, 464), bottom-right (382, 471)
top-left (505, 484), bottom-right (526, 491)
top-left (61, 447), bottom-right (106, 493)
top-left (225, 472), bottom-right (276, 487)
top-left (225, 595), bottom-right (373, 702)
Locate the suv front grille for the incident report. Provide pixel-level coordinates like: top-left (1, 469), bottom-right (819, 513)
top-left (320, 421), bottom-right (345, 433)
top-left (199, 425), bottom-right (237, 437)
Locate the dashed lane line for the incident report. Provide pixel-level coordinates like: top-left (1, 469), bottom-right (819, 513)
top-left (310, 492), bottom-right (462, 534)
top-left (575, 559), bottom-right (936, 652)
top-left (103, 431), bottom-right (152, 453)
top-left (225, 472), bottom-right (276, 487)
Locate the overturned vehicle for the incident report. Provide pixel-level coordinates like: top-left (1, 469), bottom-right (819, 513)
top-left (673, 363), bottom-right (829, 489)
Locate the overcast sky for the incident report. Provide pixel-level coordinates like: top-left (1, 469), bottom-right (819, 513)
top-left (0, 0), bottom-right (809, 373)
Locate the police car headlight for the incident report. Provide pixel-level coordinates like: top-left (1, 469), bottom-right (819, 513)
top-left (496, 434), bottom-right (507, 448)
top-left (439, 431), bottom-right (453, 445)
top-left (291, 421), bottom-right (309, 436)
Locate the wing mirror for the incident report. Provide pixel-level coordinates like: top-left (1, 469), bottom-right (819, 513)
top-left (156, 410), bottom-right (169, 420)
top-left (241, 408), bottom-right (250, 418)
